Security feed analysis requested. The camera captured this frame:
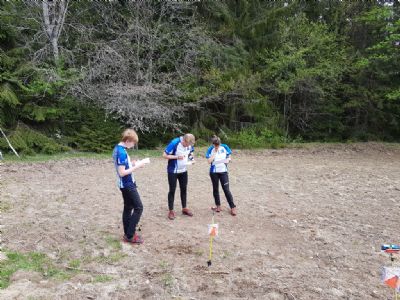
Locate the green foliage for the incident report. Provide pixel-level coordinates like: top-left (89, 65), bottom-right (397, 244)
top-left (342, 5), bottom-right (400, 139)
top-left (0, 199), bottom-right (11, 213)
top-left (224, 127), bottom-right (286, 149)
top-left (0, 251), bottom-right (71, 289)
top-left (22, 104), bottom-right (64, 122)
top-left (181, 38), bottom-right (251, 103)
top-left (93, 275), bottom-right (113, 283)
top-left (71, 125), bottom-right (118, 153)
top-left (0, 125), bottom-right (70, 155)
top-left (105, 236), bottom-right (122, 250)
top-left (0, 82), bottom-right (20, 106)
top-left (0, 0), bottom-right (400, 152)
top-left (136, 129), bottom-right (174, 149)
top-left (0, 149), bottom-right (161, 163)
top-left (191, 125), bottom-right (214, 146)
top-left (67, 259), bottom-right (81, 269)
top-left (55, 99), bottom-right (120, 152)
top-left (386, 89), bottom-right (400, 101)
top-left (258, 14), bottom-right (346, 138)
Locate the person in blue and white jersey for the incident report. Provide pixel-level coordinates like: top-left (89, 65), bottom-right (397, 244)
top-left (112, 129), bottom-right (145, 244)
top-left (163, 133), bottom-right (195, 220)
top-left (206, 135), bottom-right (237, 216)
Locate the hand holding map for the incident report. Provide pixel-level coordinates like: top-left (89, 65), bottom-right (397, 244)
top-left (135, 157), bottom-right (150, 167)
top-left (213, 158), bottom-right (230, 165)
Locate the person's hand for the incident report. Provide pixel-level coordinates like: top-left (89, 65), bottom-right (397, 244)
top-left (134, 160), bottom-right (145, 169)
top-left (177, 155), bottom-right (184, 160)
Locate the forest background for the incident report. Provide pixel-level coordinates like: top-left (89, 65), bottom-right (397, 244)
top-left (0, 0), bottom-right (399, 155)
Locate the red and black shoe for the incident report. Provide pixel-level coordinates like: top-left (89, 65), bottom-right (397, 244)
top-left (182, 208), bottom-right (193, 217)
top-left (211, 206), bottom-right (222, 213)
top-left (123, 234), bottom-right (143, 244)
top-left (168, 210), bottom-right (176, 220)
top-left (230, 207), bottom-right (237, 216)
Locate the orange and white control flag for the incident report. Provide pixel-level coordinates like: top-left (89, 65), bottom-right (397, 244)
top-left (208, 224), bottom-right (218, 237)
top-left (382, 267), bottom-right (400, 290)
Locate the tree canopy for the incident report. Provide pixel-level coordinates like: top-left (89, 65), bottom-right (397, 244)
top-left (0, 0), bottom-right (399, 153)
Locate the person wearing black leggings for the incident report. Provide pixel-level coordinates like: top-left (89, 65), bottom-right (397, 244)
top-left (112, 129), bottom-right (146, 244)
top-left (163, 133), bottom-right (196, 220)
top-left (206, 135), bottom-right (237, 216)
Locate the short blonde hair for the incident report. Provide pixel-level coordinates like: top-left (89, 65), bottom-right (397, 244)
top-left (183, 133), bottom-right (195, 146)
top-left (121, 129), bottom-right (138, 143)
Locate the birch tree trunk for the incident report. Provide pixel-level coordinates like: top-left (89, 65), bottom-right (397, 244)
top-left (42, 0), bottom-right (68, 62)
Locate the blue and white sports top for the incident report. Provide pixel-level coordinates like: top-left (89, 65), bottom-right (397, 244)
top-left (112, 144), bottom-right (135, 188)
top-left (206, 144), bottom-right (232, 173)
top-left (165, 137), bottom-right (194, 174)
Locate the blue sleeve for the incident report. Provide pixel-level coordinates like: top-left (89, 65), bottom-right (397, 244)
top-left (117, 148), bottom-right (128, 165)
top-left (190, 145), bottom-right (194, 153)
top-left (222, 144), bottom-right (232, 156)
top-left (165, 138), bottom-right (180, 155)
top-left (205, 146), bottom-right (214, 158)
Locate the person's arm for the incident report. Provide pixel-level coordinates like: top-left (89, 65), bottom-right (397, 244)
top-left (207, 153), bottom-right (217, 164)
top-left (206, 147), bottom-right (217, 164)
top-left (163, 138), bottom-right (184, 160)
top-left (117, 162), bottom-right (143, 177)
top-left (223, 144), bottom-right (232, 163)
top-left (162, 152), bottom-right (184, 160)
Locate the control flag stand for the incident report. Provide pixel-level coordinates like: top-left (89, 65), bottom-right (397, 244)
top-left (382, 244), bottom-right (400, 299)
top-left (207, 211), bottom-right (218, 267)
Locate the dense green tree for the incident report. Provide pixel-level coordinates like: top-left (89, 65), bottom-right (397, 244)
top-left (257, 14), bottom-right (346, 139)
top-left (1, 0), bottom-right (400, 154)
top-left (341, 5), bottom-right (400, 139)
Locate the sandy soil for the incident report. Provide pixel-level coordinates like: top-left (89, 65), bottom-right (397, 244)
top-left (1, 143), bottom-right (400, 300)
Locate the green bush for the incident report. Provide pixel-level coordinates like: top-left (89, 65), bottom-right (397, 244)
top-left (225, 127), bottom-right (286, 149)
top-left (136, 130), bottom-right (175, 149)
top-left (0, 124), bottom-right (70, 155)
top-left (191, 126), bottom-right (214, 147)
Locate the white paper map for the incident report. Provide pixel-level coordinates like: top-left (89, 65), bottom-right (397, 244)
top-left (135, 157), bottom-right (150, 167)
top-left (213, 158), bottom-right (229, 165)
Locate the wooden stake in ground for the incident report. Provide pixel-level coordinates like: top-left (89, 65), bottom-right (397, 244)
top-left (0, 127), bottom-right (20, 158)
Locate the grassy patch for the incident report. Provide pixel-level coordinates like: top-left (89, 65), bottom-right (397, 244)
top-left (68, 259), bottom-right (81, 269)
top-left (93, 275), bottom-right (113, 283)
top-left (194, 249), bottom-right (204, 256)
top-left (162, 273), bottom-right (174, 287)
top-left (159, 260), bottom-right (169, 269)
top-left (2, 149), bottom-right (162, 163)
top-left (0, 251), bottom-right (74, 289)
top-left (105, 236), bottom-right (122, 250)
top-left (222, 250), bottom-right (230, 259)
top-left (94, 252), bottom-right (126, 264)
top-left (158, 260), bottom-right (175, 288)
top-left (0, 200), bottom-right (12, 213)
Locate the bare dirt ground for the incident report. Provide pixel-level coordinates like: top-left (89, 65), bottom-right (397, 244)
top-left (1, 143), bottom-right (400, 300)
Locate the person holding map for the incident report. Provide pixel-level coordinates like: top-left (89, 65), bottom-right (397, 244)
top-left (206, 135), bottom-right (237, 216)
top-left (112, 129), bottom-right (147, 244)
top-left (163, 133), bottom-right (196, 220)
